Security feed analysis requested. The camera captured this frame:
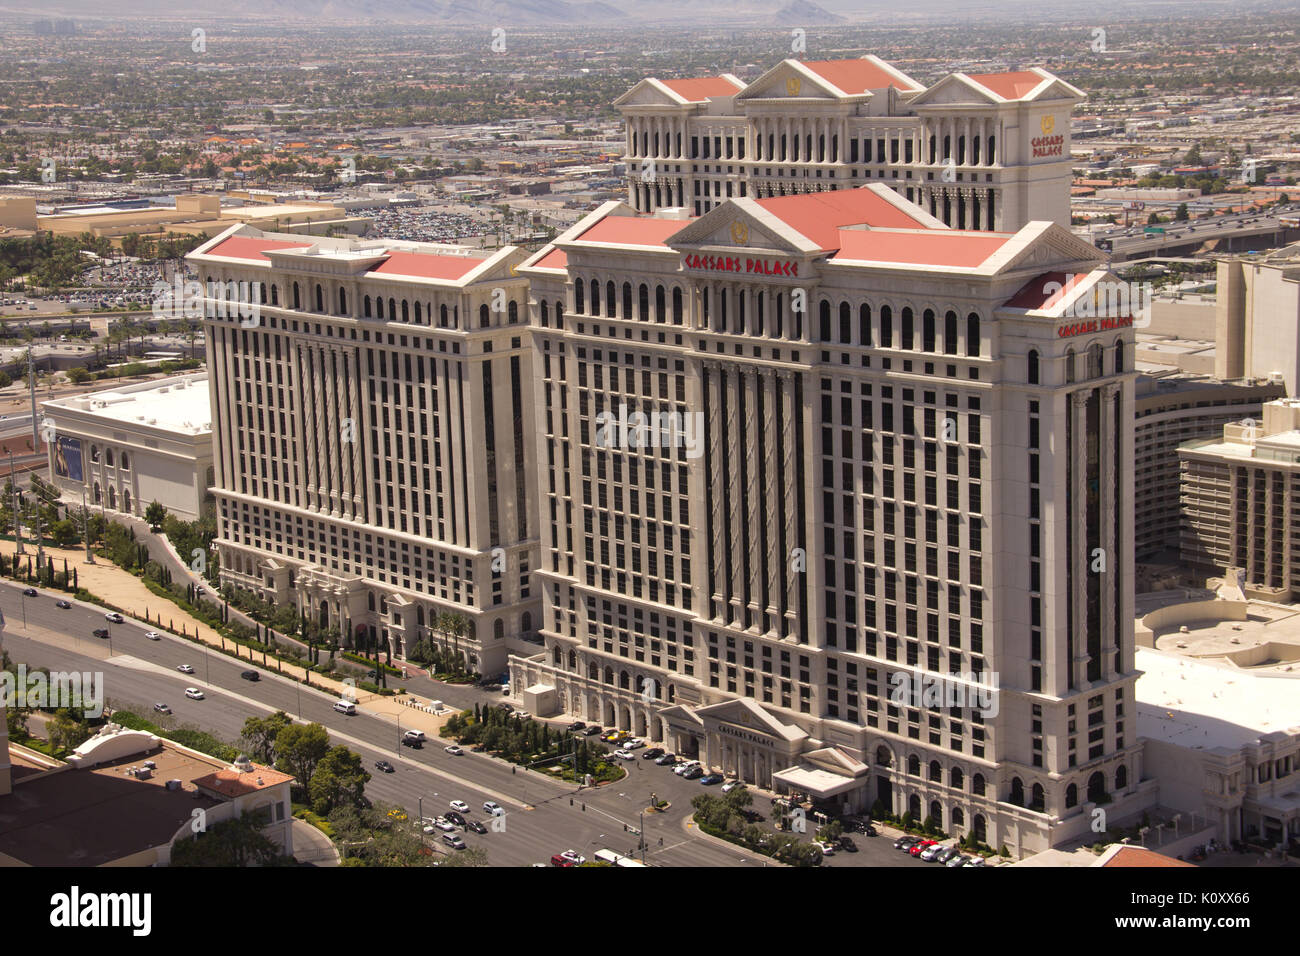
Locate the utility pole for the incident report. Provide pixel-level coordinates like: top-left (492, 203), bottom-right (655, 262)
top-left (81, 486), bottom-right (94, 563)
top-left (8, 450), bottom-right (22, 556)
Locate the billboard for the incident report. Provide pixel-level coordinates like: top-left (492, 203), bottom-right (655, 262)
top-left (54, 435), bottom-right (83, 482)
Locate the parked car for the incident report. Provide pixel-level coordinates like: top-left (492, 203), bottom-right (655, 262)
top-left (184, 688), bottom-right (205, 700)
top-left (837, 836), bottom-right (859, 853)
top-left (144, 631), bottom-right (161, 641)
top-left (559, 849), bottom-right (585, 865)
top-left (673, 761), bottom-right (701, 776)
top-left (567, 721), bottom-right (586, 732)
top-left (483, 801), bottom-right (503, 816)
top-left (104, 612), bottom-right (124, 623)
top-left (449, 800), bottom-right (470, 813)
top-left (465, 819), bottom-right (488, 834)
top-left (442, 833), bottom-right (466, 850)
top-left (642, 748), bottom-right (664, 760)
top-left (177, 664), bottom-right (194, 674)
top-left (936, 846), bottom-right (963, 864)
top-left (945, 853), bottom-right (970, 868)
top-left (613, 748), bottom-right (636, 760)
top-left (549, 854), bottom-right (576, 867)
top-left (816, 841), bottom-right (836, 856)
top-left (910, 840), bottom-right (938, 857)
top-left (445, 811), bottom-right (466, 826)
top-left (655, 752), bottom-right (678, 766)
top-left (582, 726), bottom-right (604, 736)
top-left (681, 766), bottom-right (705, 780)
top-left (963, 856), bottom-right (988, 868)
top-left (22, 587), bottom-right (37, 597)
top-left (55, 600), bottom-right (71, 609)
top-left (374, 760), bottom-right (395, 774)
top-left (433, 818), bottom-right (456, 832)
top-left (895, 835), bottom-right (921, 851)
top-left (240, 670), bottom-right (260, 682)
top-left (444, 745), bottom-right (464, 755)
top-left (720, 780), bottom-right (744, 793)
top-left (153, 703), bottom-right (171, 714)
top-left (513, 710), bottom-right (531, 720)
top-left (699, 773), bottom-right (724, 785)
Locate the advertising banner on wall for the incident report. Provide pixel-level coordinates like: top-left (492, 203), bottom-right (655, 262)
top-left (54, 435), bottom-right (83, 482)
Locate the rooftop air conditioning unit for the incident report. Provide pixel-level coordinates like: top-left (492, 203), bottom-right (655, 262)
top-left (165, 779), bottom-right (183, 791)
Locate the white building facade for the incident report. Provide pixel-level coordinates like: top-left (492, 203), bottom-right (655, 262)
top-left (189, 225), bottom-right (540, 672)
top-left (513, 185), bottom-right (1151, 855)
top-left (616, 56), bottom-right (1083, 233)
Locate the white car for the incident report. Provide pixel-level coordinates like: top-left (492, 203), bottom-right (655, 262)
top-left (177, 664), bottom-right (195, 674)
top-left (920, 843), bottom-right (949, 862)
top-left (144, 631), bottom-right (161, 641)
top-left (559, 849), bottom-right (585, 865)
top-left (673, 761), bottom-right (701, 776)
top-left (613, 748), bottom-right (636, 760)
top-left (444, 745), bottom-right (463, 755)
top-left (816, 841), bottom-right (836, 856)
top-left (623, 738), bottom-right (645, 750)
top-left (449, 800), bottom-right (469, 813)
top-left (184, 687), bottom-right (204, 700)
top-left (483, 801), bottom-right (504, 816)
top-left (720, 780), bottom-right (743, 793)
top-left (434, 818), bottom-right (457, 832)
top-left (104, 612), bottom-right (124, 623)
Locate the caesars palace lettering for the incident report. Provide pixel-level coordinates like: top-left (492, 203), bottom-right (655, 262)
top-left (1057, 316), bottom-right (1135, 338)
top-left (683, 253), bottom-right (798, 277)
top-left (717, 723), bottom-right (773, 745)
top-left (1032, 134), bottom-right (1064, 158)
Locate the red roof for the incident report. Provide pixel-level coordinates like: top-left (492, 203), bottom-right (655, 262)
top-left (800, 58), bottom-right (919, 94)
top-left (369, 251), bottom-right (487, 281)
top-left (833, 230), bottom-right (1010, 268)
top-left (1005, 272), bottom-right (1091, 310)
top-left (1100, 846), bottom-right (1196, 868)
top-left (535, 248), bottom-right (568, 270)
top-left (576, 216), bottom-right (694, 247)
top-left (204, 236), bottom-right (313, 261)
top-left (755, 189), bottom-right (927, 251)
top-left (966, 70), bottom-right (1045, 100)
top-left (660, 76), bottom-right (742, 102)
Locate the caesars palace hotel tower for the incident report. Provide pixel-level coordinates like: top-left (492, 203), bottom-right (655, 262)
top-left (513, 162), bottom-right (1149, 852)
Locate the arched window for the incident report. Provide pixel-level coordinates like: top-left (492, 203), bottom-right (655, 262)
top-left (1030, 783), bottom-right (1045, 811)
top-left (338, 287), bottom-right (347, 315)
top-left (1010, 777), bottom-right (1025, 806)
top-left (875, 746), bottom-right (892, 766)
top-left (364, 295), bottom-right (372, 318)
top-left (880, 305), bottom-right (893, 348)
top-left (440, 303), bottom-right (449, 327)
top-left (1065, 784), bottom-right (1078, 808)
top-left (922, 309), bottom-right (936, 352)
top-left (619, 670), bottom-right (630, 690)
top-left (973, 773), bottom-right (985, 796)
top-left (901, 307), bottom-right (915, 350)
top-left (839, 302), bottom-right (851, 344)
top-left (414, 302), bottom-right (422, 324)
top-left (622, 282), bottom-right (633, 319)
top-left (315, 284), bottom-right (323, 312)
top-left (945, 311), bottom-right (959, 355)
top-left (1028, 349), bottom-right (1039, 384)
top-left (606, 281), bottom-right (616, 318)
top-left (555, 302), bottom-right (564, 329)
top-left (540, 301), bottom-right (550, 327)
top-left (493, 619), bottom-right (504, 640)
top-left (950, 767), bottom-right (964, 789)
top-left (106, 449), bottom-right (115, 467)
top-left (672, 288), bottom-right (683, 324)
top-left (1087, 771), bottom-right (1107, 804)
top-left (588, 662), bottom-right (599, 680)
top-left (120, 453), bottom-right (129, 471)
top-left (819, 300), bottom-right (832, 342)
top-left (508, 300), bottom-right (518, 324)
top-left (108, 486), bottom-right (116, 509)
top-left (1115, 765), bottom-right (1128, 790)
top-left (93, 481), bottom-right (100, 503)
top-left (1114, 338), bottom-right (1125, 373)
top-left (389, 298), bottom-right (397, 320)
top-left (292, 282), bottom-right (300, 309)
top-left (521, 611), bottom-right (532, 632)
top-left (479, 304), bottom-right (490, 328)
top-left (638, 283), bottom-right (649, 321)
top-left (1065, 347), bottom-right (1077, 384)
top-left (1088, 342), bottom-right (1103, 378)
top-left (859, 304), bottom-right (871, 346)
top-left (270, 284), bottom-right (278, 306)
top-left (655, 285), bottom-right (665, 322)
top-left (402, 300), bottom-right (410, 323)
top-left (376, 297), bottom-right (384, 319)
top-left (966, 313), bottom-right (980, 357)
top-left (952, 807), bottom-right (964, 827)
top-left (928, 760), bottom-right (942, 783)
top-left (589, 279), bottom-right (599, 315)
top-left (122, 488), bottom-right (131, 513)
top-left (90, 444), bottom-right (99, 463)
top-left (574, 281), bottom-right (585, 314)
top-left (907, 754), bottom-right (921, 776)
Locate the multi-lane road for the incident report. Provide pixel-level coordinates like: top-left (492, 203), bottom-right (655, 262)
top-left (0, 579), bottom-right (775, 867)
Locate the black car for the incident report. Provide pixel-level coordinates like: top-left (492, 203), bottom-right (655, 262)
top-left (583, 726), bottom-right (603, 736)
top-left (465, 820), bottom-right (488, 834)
top-left (445, 810), bottom-right (466, 826)
top-left (240, 670), bottom-right (260, 682)
top-left (93, 628), bottom-right (110, 639)
top-left (401, 735), bottom-right (423, 748)
top-left (567, 721), bottom-right (586, 732)
top-left (895, 835), bottom-right (921, 851)
top-left (838, 836), bottom-right (859, 853)
top-left (374, 760), bottom-right (395, 773)
top-left (642, 748), bottom-right (665, 759)
top-left (55, 600), bottom-right (71, 609)
top-left (22, 587), bottom-right (37, 597)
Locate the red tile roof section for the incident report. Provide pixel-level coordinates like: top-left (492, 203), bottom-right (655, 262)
top-left (204, 236), bottom-right (313, 261)
top-left (535, 248), bottom-right (568, 270)
top-left (1100, 846), bottom-right (1196, 868)
top-left (966, 70), bottom-right (1045, 100)
top-left (833, 230), bottom-right (1010, 268)
top-left (801, 58), bottom-right (919, 93)
top-left (754, 189), bottom-right (928, 251)
top-left (1005, 272), bottom-right (1091, 311)
top-left (368, 251), bottom-right (487, 281)
top-left (660, 76), bottom-right (743, 102)
top-left (577, 216), bottom-right (695, 247)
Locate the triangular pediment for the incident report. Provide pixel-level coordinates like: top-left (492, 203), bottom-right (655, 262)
top-left (910, 73), bottom-right (1008, 107)
top-left (983, 220), bottom-right (1106, 276)
top-left (695, 698), bottom-right (808, 743)
top-left (668, 197), bottom-right (821, 256)
top-left (614, 78), bottom-right (691, 109)
top-left (736, 59), bottom-right (856, 102)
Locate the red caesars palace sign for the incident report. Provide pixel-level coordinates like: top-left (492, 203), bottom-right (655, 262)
top-left (682, 253), bottom-right (798, 277)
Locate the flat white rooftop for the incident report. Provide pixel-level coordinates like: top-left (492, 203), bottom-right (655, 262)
top-left (1136, 647), bottom-right (1300, 751)
top-left (44, 373), bottom-right (211, 436)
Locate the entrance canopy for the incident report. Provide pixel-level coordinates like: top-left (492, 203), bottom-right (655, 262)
top-left (772, 765), bottom-right (864, 799)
